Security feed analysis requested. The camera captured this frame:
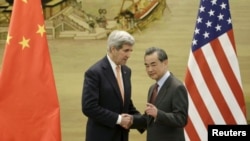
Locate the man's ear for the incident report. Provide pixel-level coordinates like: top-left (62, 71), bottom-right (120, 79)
top-left (163, 60), bottom-right (168, 66)
top-left (110, 46), bottom-right (116, 52)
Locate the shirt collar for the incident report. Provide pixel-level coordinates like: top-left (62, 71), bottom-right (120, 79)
top-left (107, 54), bottom-right (118, 75)
top-left (157, 71), bottom-right (170, 91)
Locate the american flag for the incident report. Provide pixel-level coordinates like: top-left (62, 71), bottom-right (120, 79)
top-left (184, 0), bottom-right (247, 140)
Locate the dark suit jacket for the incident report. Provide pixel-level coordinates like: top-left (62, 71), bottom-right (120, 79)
top-left (132, 73), bottom-right (189, 141)
top-left (82, 56), bottom-right (140, 141)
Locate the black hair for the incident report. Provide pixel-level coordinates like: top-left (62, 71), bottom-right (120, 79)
top-left (144, 47), bottom-right (168, 62)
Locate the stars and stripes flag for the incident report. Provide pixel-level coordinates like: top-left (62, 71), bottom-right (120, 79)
top-left (184, 0), bottom-right (247, 140)
top-left (0, 0), bottom-right (61, 140)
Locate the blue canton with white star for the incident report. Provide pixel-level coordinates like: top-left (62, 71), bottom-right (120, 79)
top-left (191, 0), bottom-right (232, 51)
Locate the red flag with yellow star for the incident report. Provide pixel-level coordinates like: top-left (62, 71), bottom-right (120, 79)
top-left (0, 0), bottom-right (61, 140)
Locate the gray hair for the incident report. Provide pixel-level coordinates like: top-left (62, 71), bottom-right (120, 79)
top-left (144, 47), bottom-right (168, 62)
top-left (107, 30), bottom-right (135, 52)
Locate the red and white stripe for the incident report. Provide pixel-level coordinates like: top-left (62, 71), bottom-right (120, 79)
top-left (184, 30), bottom-right (247, 141)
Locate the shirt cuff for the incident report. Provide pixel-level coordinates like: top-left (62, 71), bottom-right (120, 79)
top-left (116, 115), bottom-right (122, 124)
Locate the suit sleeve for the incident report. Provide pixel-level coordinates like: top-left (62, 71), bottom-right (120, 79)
top-left (130, 113), bottom-right (147, 133)
top-left (82, 69), bottom-right (119, 128)
top-left (156, 85), bottom-right (189, 127)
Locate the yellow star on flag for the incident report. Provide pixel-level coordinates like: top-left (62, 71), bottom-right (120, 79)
top-left (0, 0), bottom-right (62, 141)
top-left (37, 24), bottom-right (46, 37)
top-left (6, 34), bottom-right (12, 45)
top-left (19, 36), bottom-right (30, 49)
top-left (22, 0), bottom-right (28, 3)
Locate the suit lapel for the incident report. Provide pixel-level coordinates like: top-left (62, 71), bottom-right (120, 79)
top-left (121, 66), bottom-right (129, 104)
top-left (147, 85), bottom-right (155, 103)
top-left (155, 75), bottom-right (172, 106)
top-left (147, 75), bottom-right (172, 124)
top-left (102, 57), bottom-right (124, 103)
top-left (103, 56), bottom-right (126, 107)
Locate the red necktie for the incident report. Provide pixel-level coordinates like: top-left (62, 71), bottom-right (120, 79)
top-left (150, 83), bottom-right (158, 104)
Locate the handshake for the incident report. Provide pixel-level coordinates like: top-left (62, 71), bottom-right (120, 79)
top-left (119, 103), bottom-right (157, 130)
top-left (119, 113), bottom-right (133, 129)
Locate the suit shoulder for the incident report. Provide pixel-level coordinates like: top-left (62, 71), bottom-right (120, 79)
top-left (85, 57), bottom-right (107, 72)
top-left (169, 74), bottom-right (185, 86)
top-left (122, 65), bottom-right (131, 71)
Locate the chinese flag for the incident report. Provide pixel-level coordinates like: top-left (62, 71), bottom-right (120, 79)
top-left (0, 0), bottom-right (61, 141)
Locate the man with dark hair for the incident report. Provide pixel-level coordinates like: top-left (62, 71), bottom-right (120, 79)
top-left (132, 47), bottom-right (189, 141)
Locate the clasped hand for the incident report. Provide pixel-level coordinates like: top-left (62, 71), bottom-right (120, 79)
top-left (120, 113), bottom-right (133, 129)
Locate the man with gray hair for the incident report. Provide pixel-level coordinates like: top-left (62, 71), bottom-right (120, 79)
top-left (82, 30), bottom-right (141, 141)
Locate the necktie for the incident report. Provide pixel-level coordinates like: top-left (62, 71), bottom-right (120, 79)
top-left (150, 83), bottom-right (158, 104)
top-left (116, 66), bottom-right (124, 102)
